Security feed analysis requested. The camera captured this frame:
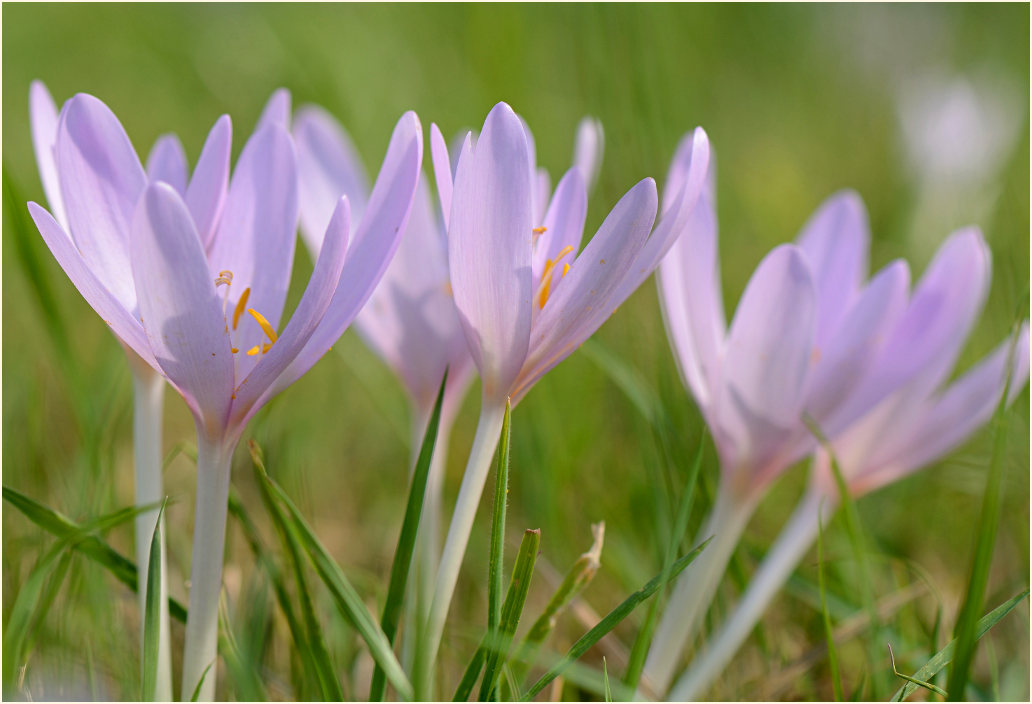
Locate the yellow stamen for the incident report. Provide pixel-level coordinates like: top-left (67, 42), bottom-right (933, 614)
top-left (214, 270), bottom-right (234, 287)
top-left (532, 226), bottom-right (547, 234)
top-left (246, 346), bottom-right (261, 356)
top-left (231, 347), bottom-right (239, 354)
top-left (232, 287), bottom-right (250, 330)
top-left (247, 308), bottom-right (278, 343)
top-left (536, 245), bottom-right (576, 309)
top-left (562, 262), bottom-right (570, 277)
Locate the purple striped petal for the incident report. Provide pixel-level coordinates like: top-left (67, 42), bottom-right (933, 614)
top-left (430, 123), bottom-right (454, 228)
top-left (573, 116), bottom-right (604, 192)
top-left (294, 104), bottom-right (370, 254)
top-left (146, 134), bottom-right (188, 194)
top-left (29, 81), bottom-right (66, 228)
top-left (257, 88), bottom-right (291, 129)
top-left (130, 183), bottom-right (233, 432)
top-left (449, 102), bottom-right (534, 402)
top-left (186, 114), bottom-right (231, 250)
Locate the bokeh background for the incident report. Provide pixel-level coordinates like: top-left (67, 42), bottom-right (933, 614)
top-left (3, 3), bottom-right (1029, 700)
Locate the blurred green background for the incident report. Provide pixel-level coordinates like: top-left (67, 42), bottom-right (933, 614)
top-left (3, 3), bottom-right (1029, 700)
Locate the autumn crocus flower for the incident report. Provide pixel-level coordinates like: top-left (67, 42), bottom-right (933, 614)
top-left (419, 102), bottom-right (710, 681)
top-left (671, 317), bottom-right (1030, 702)
top-left (28, 89), bottom-right (423, 699)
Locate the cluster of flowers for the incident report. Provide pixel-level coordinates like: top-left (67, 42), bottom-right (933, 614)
top-left (27, 82), bottom-right (1029, 700)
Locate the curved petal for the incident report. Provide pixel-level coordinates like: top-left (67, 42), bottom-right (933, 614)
top-left (268, 110), bottom-right (424, 397)
top-left (258, 88), bottom-right (291, 129)
top-left (713, 244), bottom-right (817, 477)
top-left (429, 123), bottom-right (454, 228)
top-left (131, 183), bottom-right (233, 433)
top-left (29, 81), bottom-right (67, 228)
top-left (449, 102), bottom-right (533, 401)
top-left (513, 178), bottom-right (658, 403)
top-left (233, 198), bottom-right (351, 426)
top-left (207, 123), bottom-right (299, 383)
top-left (28, 201), bottom-right (156, 368)
top-left (662, 128), bottom-right (711, 215)
top-left (795, 190), bottom-right (870, 344)
top-left (186, 114), bottom-right (232, 250)
top-left (294, 104), bottom-right (370, 253)
top-left (56, 93), bottom-right (146, 311)
top-left (532, 167), bottom-right (587, 282)
top-left (146, 134), bottom-right (188, 194)
top-left (573, 116), bottom-right (604, 193)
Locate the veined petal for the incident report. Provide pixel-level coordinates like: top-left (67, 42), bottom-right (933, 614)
top-left (294, 104), bottom-right (370, 254)
top-left (429, 123), bottom-right (454, 228)
top-left (29, 81), bottom-right (67, 228)
top-left (28, 202), bottom-right (156, 369)
top-left (207, 123), bottom-right (299, 382)
top-left (130, 183), bottom-right (233, 432)
top-left (533, 168), bottom-right (552, 227)
top-left (532, 167), bottom-right (587, 282)
top-left (258, 88), bottom-right (291, 129)
top-left (573, 116), bottom-right (604, 193)
top-left (146, 134), bottom-right (188, 194)
top-left (234, 198), bottom-right (351, 426)
top-left (186, 114), bottom-right (232, 250)
top-left (56, 93), bottom-right (146, 312)
top-left (795, 190), bottom-right (870, 344)
top-left (713, 245), bottom-right (816, 478)
top-left (268, 110), bottom-right (423, 397)
top-left (662, 128), bottom-right (711, 216)
top-left (449, 102), bottom-right (534, 401)
top-left (513, 178), bottom-right (658, 403)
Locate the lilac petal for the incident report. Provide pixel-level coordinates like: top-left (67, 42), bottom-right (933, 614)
top-left (294, 104), bottom-right (370, 254)
top-left (573, 116), bottom-right (604, 192)
top-left (513, 178), bottom-right (658, 403)
top-left (207, 123), bottom-right (299, 383)
top-left (56, 93), bottom-right (147, 311)
top-left (29, 81), bottom-right (67, 228)
top-left (186, 114), bottom-right (232, 250)
top-left (130, 183), bottom-right (233, 429)
top-left (658, 172), bottom-right (724, 408)
top-left (146, 134), bottom-right (188, 194)
top-left (268, 111), bottom-right (423, 397)
top-left (713, 245), bottom-right (816, 476)
top-left (233, 198), bottom-right (351, 426)
top-left (449, 102), bottom-right (534, 401)
top-left (795, 190), bottom-right (870, 344)
top-left (430, 123), bottom-right (453, 228)
top-left (532, 168), bottom-right (587, 282)
top-left (533, 168), bottom-right (551, 226)
top-left (28, 202), bottom-right (156, 368)
top-left (662, 128), bottom-right (711, 215)
top-left (257, 88), bottom-right (291, 129)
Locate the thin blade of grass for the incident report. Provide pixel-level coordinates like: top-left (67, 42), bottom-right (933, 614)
top-left (251, 442), bottom-right (344, 701)
top-left (893, 589), bottom-right (1028, 701)
top-left (946, 326), bottom-right (1023, 700)
top-left (521, 537), bottom-right (712, 701)
top-left (480, 528), bottom-right (541, 700)
top-left (488, 399), bottom-right (514, 641)
top-left (370, 371), bottom-right (448, 702)
top-left (218, 591), bottom-right (268, 702)
top-left (818, 500), bottom-right (844, 702)
top-left (189, 663), bottom-right (214, 702)
top-left (453, 641), bottom-right (487, 701)
top-left (603, 657), bottom-right (612, 702)
top-left (253, 450), bottom-right (415, 701)
top-left (141, 499), bottom-right (167, 701)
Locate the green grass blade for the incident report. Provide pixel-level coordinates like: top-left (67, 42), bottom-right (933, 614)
top-left (946, 328), bottom-right (1023, 700)
top-left (3, 486), bottom-right (188, 623)
top-left (488, 399), bottom-right (514, 641)
top-left (370, 370), bottom-right (448, 702)
top-left (893, 590), bottom-right (1028, 702)
top-left (141, 499), bottom-right (167, 701)
top-left (603, 657), bottom-right (612, 702)
top-left (522, 536), bottom-right (712, 701)
top-left (453, 641), bottom-right (487, 701)
top-left (189, 663), bottom-right (214, 702)
top-left (218, 591), bottom-right (268, 702)
top-left (250, 442), bottom-right (344, 701)
top-left (480, 528), bottom-right (541, 701)
top-left (817, 500), bottom-right (844, 702)
top-left (252, 448), bottom-right (415, 701)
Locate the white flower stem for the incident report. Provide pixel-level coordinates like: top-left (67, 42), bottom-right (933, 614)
top-left (418, 401), bottom-right (506, 697)
top-left (640, 481), bottom-right (761, 698)
top-left (130, 364), bottom-right (172, 702)
top-left (669, 486), bottom-right (829, 700)
top-left (180, 432), bottom-right (235, 701)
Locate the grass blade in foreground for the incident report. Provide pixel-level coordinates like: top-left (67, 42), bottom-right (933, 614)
top-left (522, 537), bottom-right (712, 701)
top-left (453, 641), bottom-right (487, 701)
top-left (480, 528), bottom-right (541, 700)
top-left (893, 590), bottom-right (1028, 702)
top-left (370, 371), bottom-right (448, 701)
top-left (141, 500), bottom-right (167, 701)
top-left (488, 399), bottom-right (513, 649)
top-left (817, 501), bottom-right (844, 702)
top-left (252, 447), bottom-right (415, 701)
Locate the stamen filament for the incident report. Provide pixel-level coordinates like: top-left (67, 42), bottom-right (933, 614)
top-left (232, 288), bottom-right (250, 331)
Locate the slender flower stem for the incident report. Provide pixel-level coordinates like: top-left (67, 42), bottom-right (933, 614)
top-left (418, 401), bottom-right (506, 697)
top-left (130, 363), bottom-right (172, 702)
top-left (641, 481), bottom-right (761, 698)
top-left (181, 432), bottom-right (236, 702)
top-left (669, 486), bottom-right (829, 701)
